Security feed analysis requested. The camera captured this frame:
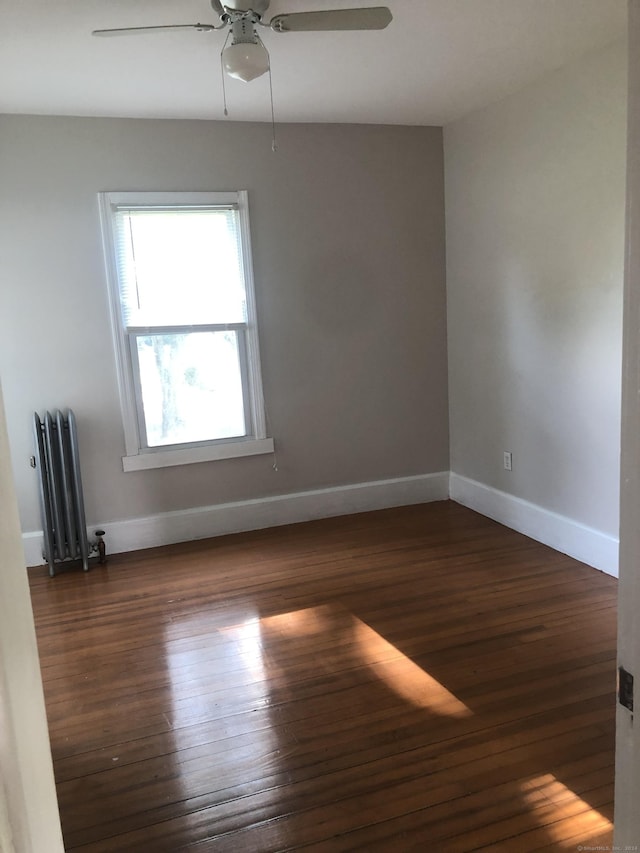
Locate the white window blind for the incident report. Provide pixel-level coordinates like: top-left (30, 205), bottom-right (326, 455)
top-left (113, 206), bottom-right (247, 328)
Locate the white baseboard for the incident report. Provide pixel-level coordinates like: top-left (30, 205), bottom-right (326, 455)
top-left (23, 532), bottom-right (47, 568)
top-left (23, 471), bottom-right (450, 567)
top-left (23, 471), bottom-right (619, 577)
top-left (449, 473), bottom-right (619, 577)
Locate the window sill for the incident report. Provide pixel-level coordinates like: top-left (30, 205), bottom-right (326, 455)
top-left (122, 437), bottom-right (274, 472)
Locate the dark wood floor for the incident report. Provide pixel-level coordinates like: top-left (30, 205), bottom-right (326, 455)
top-left (29, 501), bottom-right (617, 852)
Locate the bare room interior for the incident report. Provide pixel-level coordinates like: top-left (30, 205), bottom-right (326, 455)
top-left (1, 0), bottom-right (639, 850)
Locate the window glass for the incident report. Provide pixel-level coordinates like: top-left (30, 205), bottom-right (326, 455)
top-left (135, 331), bottom-right (246, 447)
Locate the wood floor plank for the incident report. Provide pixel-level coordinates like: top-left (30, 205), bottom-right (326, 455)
top-left (29, 501), bottom-right (616, 851)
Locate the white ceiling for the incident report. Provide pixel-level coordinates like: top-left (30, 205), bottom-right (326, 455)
top-left (0, 0), bottom-right (627, 126)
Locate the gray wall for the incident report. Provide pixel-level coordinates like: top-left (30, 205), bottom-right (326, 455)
top-left (0, 117), bottom-right (449, 535)
top-left (444, 40), bottom-right (627, 536)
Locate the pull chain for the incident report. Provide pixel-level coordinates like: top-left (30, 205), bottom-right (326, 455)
top-left (267, 55), bottom-right (277, 152)
top-left (220, 30), bottom-right (231, 116)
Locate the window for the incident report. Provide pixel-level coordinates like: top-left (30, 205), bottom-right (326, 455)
top-left (99, 191), bottom-right (272, 471)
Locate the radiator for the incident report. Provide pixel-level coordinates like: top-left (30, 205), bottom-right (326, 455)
top-left (33, 409), bottom-right (89, 576)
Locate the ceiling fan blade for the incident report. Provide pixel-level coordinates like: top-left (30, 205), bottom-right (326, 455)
top-left (92, 23), bottom-right (218, 37)
top-left (210, 0), bottom-right (226, 17)
top-left (270, 6), bottom-right (392, 33)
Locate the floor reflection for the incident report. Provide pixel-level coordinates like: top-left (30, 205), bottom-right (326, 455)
top-left (163, 609), bottom-right (282, 804)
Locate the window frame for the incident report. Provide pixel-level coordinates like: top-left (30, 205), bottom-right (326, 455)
top-left (98, 190), bottom-right (273, 472)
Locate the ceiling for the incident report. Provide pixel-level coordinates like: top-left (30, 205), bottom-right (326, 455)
top-left (0, 0), bottom-right (627, 126)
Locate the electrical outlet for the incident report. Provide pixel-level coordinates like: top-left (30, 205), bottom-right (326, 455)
top-left (503, 451), bottom-right (512, 471)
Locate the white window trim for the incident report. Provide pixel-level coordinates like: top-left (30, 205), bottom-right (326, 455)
top-left (98, 190), bottom-right (273, 471)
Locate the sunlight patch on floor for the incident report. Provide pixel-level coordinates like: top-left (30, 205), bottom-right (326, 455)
top-left (519, 773), bottom-right (613, 846)
top-left (263, 603), bottom-right (472, 717)
top-left (352, 615), bottom-right (472, 717)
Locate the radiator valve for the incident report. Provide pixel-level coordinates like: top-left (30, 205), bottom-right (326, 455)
top-left (95, 530), bottom-right (107, 564)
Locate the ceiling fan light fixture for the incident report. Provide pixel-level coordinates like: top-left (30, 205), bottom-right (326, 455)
top-left (222, 39), bottom-right (270, 82)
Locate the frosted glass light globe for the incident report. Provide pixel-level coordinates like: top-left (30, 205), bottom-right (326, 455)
top-left (222, 41), bottom-right (270, 82)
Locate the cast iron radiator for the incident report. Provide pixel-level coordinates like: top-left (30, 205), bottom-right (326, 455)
top-left (33, 409), bottom-right (89, 576)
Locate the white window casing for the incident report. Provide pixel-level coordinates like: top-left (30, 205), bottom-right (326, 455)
top-left (98, 190), bottom-right (273, 471)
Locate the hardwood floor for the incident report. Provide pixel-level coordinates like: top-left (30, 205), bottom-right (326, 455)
top-left (28, 501), bottom-right (617, 852)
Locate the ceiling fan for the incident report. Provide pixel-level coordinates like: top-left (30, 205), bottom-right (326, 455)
top-left (92, 1), bottom-right (393, 83)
